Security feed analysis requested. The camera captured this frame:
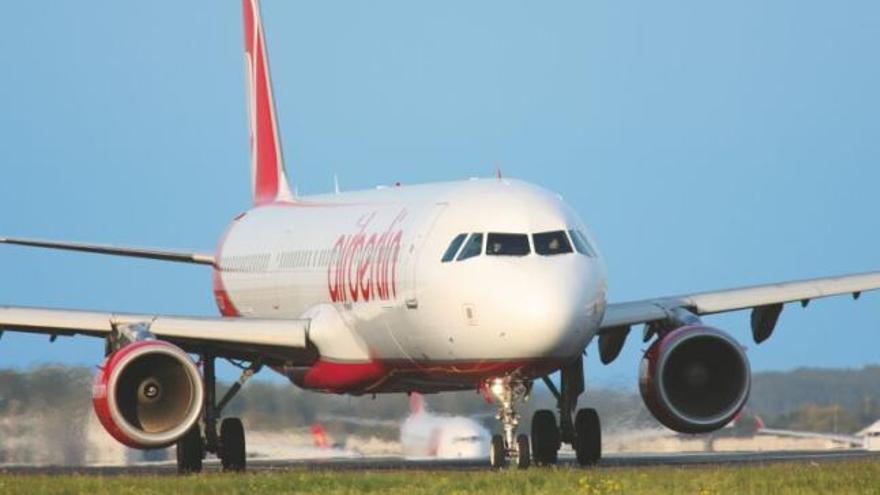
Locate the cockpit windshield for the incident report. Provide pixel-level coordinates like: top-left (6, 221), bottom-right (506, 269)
top-left (457, 233), bottom-right (484, 261)
top-left (533, 231), bottom-right (573, 256)
top-left (569, 229), bottom-right (597, 257)
top-left (486, 233), bottom-right (531, 256)
top-left (442, 230), bottom-right (589, 262)
top-left (452, 435), bottom-right (483, 444)
top-left (441, 233), bottom-right (468, 262)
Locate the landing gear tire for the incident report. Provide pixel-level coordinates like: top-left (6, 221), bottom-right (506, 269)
top-left (531, 409), bottom-right (560, 466)
top-left (220, 417), bottom-right (246, 472)
top-left (574, 408), bottom-right (601, 467)
top-left (515, 434), bottom-right (531, 470)
top-left (176, 425), bottom-right (204, 474)
top-left (490, 435), bottom-right (508, 469)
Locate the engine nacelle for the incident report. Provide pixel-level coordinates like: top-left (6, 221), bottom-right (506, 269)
top-left (639, 325), bottom-right (750, 434)
top-left (92, 340), bottom-right (204, 449)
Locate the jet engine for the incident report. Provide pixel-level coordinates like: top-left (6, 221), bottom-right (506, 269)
top-left (92, 340), bottom-right (204, 449)
top-left (639, 325), bottom-right (750, 433)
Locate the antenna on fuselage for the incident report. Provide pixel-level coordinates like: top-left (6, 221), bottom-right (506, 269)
top-left (334, 173), bottom-right (340, 194)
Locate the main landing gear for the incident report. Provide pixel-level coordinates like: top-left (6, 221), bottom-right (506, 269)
top-left (534, 356), bottom-right (602, 467)
top-left (176, 354), bottom-right (262, 474)
top-left (487, 357), bottom-right (602, 469)
top-left (531, 406), bottom-right (601, 467)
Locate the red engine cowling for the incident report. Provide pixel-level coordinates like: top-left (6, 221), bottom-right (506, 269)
top-left (639, 325), bottom-right (750, 433)
top-left (92, 340), bottom-right (204, 449)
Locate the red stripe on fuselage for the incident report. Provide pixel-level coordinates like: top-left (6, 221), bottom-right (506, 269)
top-left (289, 357), bottom-right (568, 394)
top-left (212, 215), bottom-right (243, 317)
top-left (213, 270), bottom-right (240, 317)
top-left (298, 359), bottom-right (388, 393)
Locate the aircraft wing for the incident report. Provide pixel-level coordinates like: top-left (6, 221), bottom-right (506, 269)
top-left (0, 237), bottom-right (215, 265)
top-left (0, 305), bottom-right (313, 365)
top-left (597, 271), bottom-right (880, 363)
top-left (757, 428), bottom-right (864, 447)
top-left (601, 271), bottom-right (880, 329)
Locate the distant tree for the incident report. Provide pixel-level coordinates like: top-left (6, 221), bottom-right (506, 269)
top-left (749, 367), bottom-right (880, 420)
top-left (770, 404), bottom-right (862, 434)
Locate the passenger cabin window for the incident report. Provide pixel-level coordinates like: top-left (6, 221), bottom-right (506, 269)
top-left (533, 231), bottom-right (573, 256)
top-left (569, 230), bottom-right (596, 257)
top-left (457, 233), bottom-right (484, 261)
top-left (442, 234), bottom-right (468, 263)
top-left (486, 233), bottom-right (531, 256)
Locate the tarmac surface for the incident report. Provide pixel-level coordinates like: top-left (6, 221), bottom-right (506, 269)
top-left (0, 449), bottom-right (876, 476)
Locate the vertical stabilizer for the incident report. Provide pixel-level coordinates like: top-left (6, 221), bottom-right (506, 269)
top-left (409, 393), bottom-right (427, 415)
top-left (243, 0), bottom-right (294, 205)
top-left (310, 424), bottom-right (330, 449)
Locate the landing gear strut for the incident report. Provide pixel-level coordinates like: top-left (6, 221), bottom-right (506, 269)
top-left (487, 377), bottom-right (531, 469)
top-left (176, 354), bottom-right (261, 474)
top-left (534, 356), bottom-right (602, 467)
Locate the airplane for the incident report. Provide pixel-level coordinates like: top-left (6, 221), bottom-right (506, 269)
top-left (400, 394), bottom-right (491, 460)
top-left (301, 395), bottom-right (490, 460)
top-left (2, 0), bottom-right (880, 473)
top-left (859, 420), bottom-right (880, 451)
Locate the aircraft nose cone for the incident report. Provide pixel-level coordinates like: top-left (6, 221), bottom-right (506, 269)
top-left (519, 285), bottom-right (576, 331)
top-left (510, 260), bottom-right (598, 355)
top-left (453, 255), bottom-right (604, 362)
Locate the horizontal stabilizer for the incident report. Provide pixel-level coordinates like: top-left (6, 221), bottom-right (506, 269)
top-left (0, 237), bottom-right (215, 266)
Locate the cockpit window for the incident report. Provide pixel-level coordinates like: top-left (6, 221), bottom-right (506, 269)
top-left (442, 233), bottom-right (468, 262)
top-left (486, 233), bottom-right (531, 257)
top-left (533, 231), bottom-right (573, 256)
top-left (457, 233), bottom-right (484, 261)
top-left (453, 435), bottom-right (482, 444)
top-left (569, 230), bottom-right (596, 257)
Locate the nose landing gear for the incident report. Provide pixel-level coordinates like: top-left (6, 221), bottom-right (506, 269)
top-left (486, 377), bottom-right (531, 469)
top-left (485, 357), bottom-right (601, 470)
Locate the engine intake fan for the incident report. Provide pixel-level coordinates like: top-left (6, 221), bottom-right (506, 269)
top-left (639, 325), bottom-right (750, 433)
top-left (93, 340), bottom-right (203, 449)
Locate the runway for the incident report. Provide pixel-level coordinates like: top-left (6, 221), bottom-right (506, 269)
top-left (1, 449), bottom-right (876, 476)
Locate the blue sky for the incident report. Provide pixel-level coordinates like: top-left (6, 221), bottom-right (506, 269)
top-left (0, 1), bottom-right (878, 387)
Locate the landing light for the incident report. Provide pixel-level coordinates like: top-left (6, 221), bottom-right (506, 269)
top-left (489, 378), bottom-right (506, 399)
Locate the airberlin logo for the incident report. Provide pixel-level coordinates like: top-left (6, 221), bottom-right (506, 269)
top-left (328, 210), bottom-right (407, 304)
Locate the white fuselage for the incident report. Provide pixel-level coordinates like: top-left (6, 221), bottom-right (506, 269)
top-left (215, 178), bottom-right (607, 393)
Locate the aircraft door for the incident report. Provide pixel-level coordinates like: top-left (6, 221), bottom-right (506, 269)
top-left (399, 202), bottom-right (448, 309)
top-left (384, 202), bottom-right (449, 363)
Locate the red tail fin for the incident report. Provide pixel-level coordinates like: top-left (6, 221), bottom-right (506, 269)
top-left (311, 423), bottom-right (330, 449)
top-left (243, 0), bottom-right (293, 205)
top-left (409, 393), bottom-right (427, 415)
